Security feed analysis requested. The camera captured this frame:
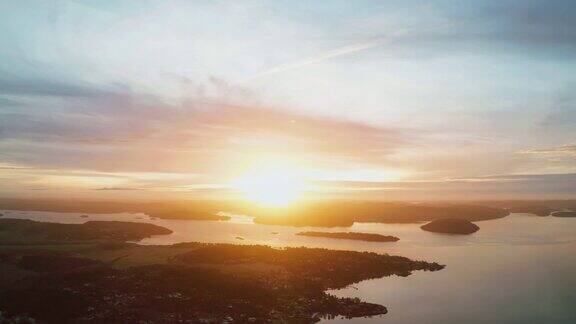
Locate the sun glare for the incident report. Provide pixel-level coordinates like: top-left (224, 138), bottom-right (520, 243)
top-left (232, 159), bottom-right (307, 207)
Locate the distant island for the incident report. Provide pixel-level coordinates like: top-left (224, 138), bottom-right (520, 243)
top-left (297, 231), bottom-right (399, 242)
top-left (0, 218), bottom-right (444, 323)
top-left (551, 211), bottom-right (576, 217)
top-left (420, 218), bottom-right (480, 234)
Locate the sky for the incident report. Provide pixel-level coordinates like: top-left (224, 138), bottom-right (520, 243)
top-left (0, 0), bottom-right (575, 200)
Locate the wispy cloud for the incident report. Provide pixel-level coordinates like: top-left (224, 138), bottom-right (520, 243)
top-left (0, 77), bottom-right (119, 98)
top-left (0, 83), bottom-right (406, 175)
top-left (237, 30), bottom-right (407, 84)
top-left (314, 173), bottom-right (576, 199)
top-left (519, 145), bottom-right (576, 156)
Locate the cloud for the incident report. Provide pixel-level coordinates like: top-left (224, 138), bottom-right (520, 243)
top-left (366, 0), bottom-right (576, 60)
top-left (315, 173), bottom-right (576, 199)
top-left (519, 145), bottom-right (576, 156)
top-left (541, 85), bottom-right (576, 129)
top-left (238, 30), bottom-right (407, 83)
top-left (472, 0), bottom-right (576, 49)
top-left (95, 187), bottom-right (143, 191)
top-left (0, 82), bottom-right (406, 175)
top-left (0, 77), bottom-right (120, 98)
top-left (1, 0), bottom-right (574, 199)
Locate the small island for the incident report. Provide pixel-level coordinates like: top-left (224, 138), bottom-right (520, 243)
top-left (420, 218), bottom-right (480, 234)
top-left (297, 231), bottom-right (399, 242)
top-left (551, 211), bottom-right (576, 217)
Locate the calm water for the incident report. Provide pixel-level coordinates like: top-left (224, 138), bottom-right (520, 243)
top-left (2, 210), bottom-right (576, 323)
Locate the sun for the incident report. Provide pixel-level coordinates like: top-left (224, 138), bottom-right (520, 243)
top-left (231, 160), bottom-right (307, 207)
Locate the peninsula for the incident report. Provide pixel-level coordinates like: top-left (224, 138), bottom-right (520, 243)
top-left (551, 211), bottom-right (576, 217)
top-left (0, 219), bottom-right (444, 323)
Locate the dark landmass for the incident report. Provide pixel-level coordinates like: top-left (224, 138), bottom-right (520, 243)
top-left (145, 209), bottom-right (229, 221)
top-left (551, 211), bottom-right (576, 217)
top-left (0, 219), bottom-right (444, 323)
top-left (0, 198), bottom-right (230, 221)
top-left (0, 219), bottom-right (172, 244)
top-left (472, 200), bottom-right (576, 216)
top-left (250, 201), bottom-right (509, 227)
top-left (175, 244), bottom-right (442, 290)
top-left (420, 218), bottom-right (480, 234)
top-left (297, 231), bottom-right (399, 242)
top-left (473, 201), bottom-right (556, 216)
top-left (10, 198), bottom-right (569, 227)
top-left (508, 205), bottom-right (555, 216)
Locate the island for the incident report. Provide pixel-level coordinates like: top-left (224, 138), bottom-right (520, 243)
top-left (0, 218), bottom-right (444, 323)
top-left (551, 211), bottom-right (576, 217)
top-left (420, 218), bottom-right (480, 234)
top-left (297, 231), bottom-right (399, 242)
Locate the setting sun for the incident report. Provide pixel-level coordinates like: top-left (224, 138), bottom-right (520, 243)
top-left (231, 160), bottom-right (307, 207)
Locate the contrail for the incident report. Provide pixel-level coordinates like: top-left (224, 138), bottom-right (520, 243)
top-left (237, 29), bottom-right (408, 84)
